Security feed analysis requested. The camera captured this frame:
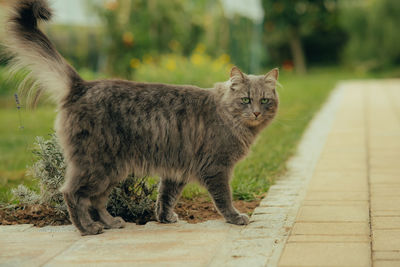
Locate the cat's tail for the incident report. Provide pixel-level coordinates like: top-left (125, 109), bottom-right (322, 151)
top-left (5, 0), bottom-right (82, 105)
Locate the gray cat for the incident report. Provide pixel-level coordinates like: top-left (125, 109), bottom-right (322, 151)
top-left (5, 0), bottom-right (279, 235)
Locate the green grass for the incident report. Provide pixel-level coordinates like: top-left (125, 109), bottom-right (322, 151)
top-left (0, 66), bottom-right (385, 203)
top-left (0, 106), bottom-right (56, 202)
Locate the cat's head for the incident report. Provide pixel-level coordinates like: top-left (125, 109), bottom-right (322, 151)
top-left (221, 66), bottom-right (279, 128)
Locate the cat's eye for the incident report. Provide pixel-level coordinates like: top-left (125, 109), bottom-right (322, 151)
top-left (242, 97), bottom-right (251, 104)
top-left (261, 98), bottom-right (270, 104)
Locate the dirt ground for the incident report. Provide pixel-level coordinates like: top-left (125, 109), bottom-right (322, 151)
top-left (0, 197), bottom-right (260, 227)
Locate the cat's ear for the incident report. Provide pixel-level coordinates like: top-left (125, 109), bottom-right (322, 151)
top-left (230, 66), bottom-right (244, 80)
top-left (230, 66), bottom-right (245, 90)
top-left (264, 68), bottom-right (279, 86)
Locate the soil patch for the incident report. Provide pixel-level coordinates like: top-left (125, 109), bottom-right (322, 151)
top-left (0, 197), bottom-right (260, 227)
top-left (175, 197), bottom-right (261, 223)
top-left (0, 204), bottom-right (70, 227)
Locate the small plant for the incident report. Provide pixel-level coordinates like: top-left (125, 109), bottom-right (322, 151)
top-left (12, 133), bottom-right (157, 223)
top-left (107, 176), bottom-right (157, 224)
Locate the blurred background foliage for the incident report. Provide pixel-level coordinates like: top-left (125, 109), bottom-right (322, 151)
top-left (1, 0), bottom-right (399, 78)
top-left (340, 0), bottom-right (400, 71)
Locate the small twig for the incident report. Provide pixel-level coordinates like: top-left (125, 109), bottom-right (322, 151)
top-left (14, 93), bottom-right (29, 151)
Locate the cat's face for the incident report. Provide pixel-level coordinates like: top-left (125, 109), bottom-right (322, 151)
top-left (223, 67), bottom-right (279, 128)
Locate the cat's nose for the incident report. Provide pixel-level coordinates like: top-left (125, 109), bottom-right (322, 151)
top-left (253, 112), bottom-right (261, 117)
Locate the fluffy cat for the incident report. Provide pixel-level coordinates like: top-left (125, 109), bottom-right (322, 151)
top-left (5, 0), bottom-right (279, 235)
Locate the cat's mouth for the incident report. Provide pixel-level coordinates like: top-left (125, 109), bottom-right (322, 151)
top-left (245, 117), bottom-right (263, 126)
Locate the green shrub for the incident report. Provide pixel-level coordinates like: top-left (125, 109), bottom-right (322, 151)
top-left (12, 134), bottom-right (157, 222)
top-left (340, 0), bottom-right (400, 70)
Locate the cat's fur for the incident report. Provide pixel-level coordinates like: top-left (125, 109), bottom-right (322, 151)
top-left (5, 0), bottom-right (279, 236)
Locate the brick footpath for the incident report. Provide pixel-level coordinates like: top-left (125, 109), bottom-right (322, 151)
top-left (278, 80), bottom-right (400, 267)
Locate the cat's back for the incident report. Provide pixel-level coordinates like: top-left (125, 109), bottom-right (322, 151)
top-left (69, 79), bottom-right (213, 110)
top-left (62, 78), bottom-right (222, 145)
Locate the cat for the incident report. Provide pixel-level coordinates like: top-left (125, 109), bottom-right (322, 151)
top-left (5, 0), bottom-right (279, 236)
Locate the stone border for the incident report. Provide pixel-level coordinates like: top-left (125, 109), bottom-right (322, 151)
top-left (209, 85), bottom-right (344, 267)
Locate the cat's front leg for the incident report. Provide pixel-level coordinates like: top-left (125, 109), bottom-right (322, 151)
top-left (156, 179), bottom-right (186, 223)
top-left (201, 171), bottom-right (249, 225)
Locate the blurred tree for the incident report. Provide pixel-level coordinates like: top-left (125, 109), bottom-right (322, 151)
top-left (92, 0), bottom-right (205, 78)
top-left (227, 16), bottom-right (263, 73)
top-left (340, 0), bottom-right (400, 70)
top-left (262, 0), bottom-right (340, 73)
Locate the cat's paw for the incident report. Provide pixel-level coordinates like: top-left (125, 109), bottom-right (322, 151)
top-left (157, 211), bottom-right (179, 224)
top-left (103, 216), bottom-right (126, 229)
top-left (110, 216), bottom-right (126, 228)
top-left (226, 213), bottom-right (249, 225)
top-left (81, 221), bottom-right (104, 236)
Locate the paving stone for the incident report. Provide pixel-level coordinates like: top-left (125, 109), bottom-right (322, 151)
top-left (372, 210), bottom-right (400, 216)
top-left (231, 237), bottom-right (276, 253)
top-left (370, 160), bottom-right (400, 170)
top-left (261, 195), bottom-right (298, 202)
top-left (25, 224), bottom-right (76, 232)
top-left (305, 191), bottom-right (368, 201)
top-left (308, 173), bottom-right (368, 191)
top-left (252, 207), bottom-right (289, 215)
top-left (372, 216), bottom-right (400, 229)
top-left (323, 134), bottom-right (365, 146)
top-left (319, 146), bottom-right (366, 156)
top-left (373, 251), bottom-right (400, 260)
top-left (210, 254), bottom-right (270, 267)
top-left (0, 224), bottom-right (33, 232)
top-left (296, 205), bottom-right (369, 222)
top-left (373, 261), bottom-right (400, 267)
top-left (247, 219), bottom-right (286, 230)
top-left (292, 222), bottom-right (370, 236)
top-left (371, 185), bottom-right (400, 197)
top-left (46, 228), bottom-right (230, 267)
top-left (239, 228), bottom-right (281, 238)
top-left (258, 198), bottom-right (296, 207)
top-left (315, 159), bottom-right (366, 171)
top-left (263, 189), bottom-right (300, 199)
top-left (0, 232), bottom-right (79, 267)
top-left (302, 200), bottom-right (368, 206)
top-left (250, 213), bottom-right (288, 223)
top-left (373, 230), bottom-right (400, 251)
top-left (370, 173), bottom-right (400, 184)
top-left (370, 169), bottom-right (400, 177)
top-left (371, 198), bottom-right (400, 212)
top-left (278, 242), bottom-right (371, 267)
top-left (288, 234), bottom-right (370, 243)
top-left (312, 169), bottom-right (367, 179)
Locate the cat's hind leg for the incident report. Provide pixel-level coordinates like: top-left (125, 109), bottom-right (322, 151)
top-left (156, 179), bottom-right (186, 223)
top-left (90, 186), bottom-right (125, 229)
top-left (63, 190), bottom-right (104, 236)
top-left (61, 166), bottom-right (108, 235)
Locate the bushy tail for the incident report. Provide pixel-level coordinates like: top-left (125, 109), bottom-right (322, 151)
top-left (5, 0), bottom-right (82, 105)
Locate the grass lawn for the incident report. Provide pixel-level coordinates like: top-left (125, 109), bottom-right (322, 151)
top-left (0, 106), bottom-right (56, 202)
top-left (0, 67), bottom-right (374, 203)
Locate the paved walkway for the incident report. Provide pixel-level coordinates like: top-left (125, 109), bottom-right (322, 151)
top-left (278, 80), bottom-right (400, 267)
top-left (1, 80), bottom-right (399, 267)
